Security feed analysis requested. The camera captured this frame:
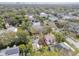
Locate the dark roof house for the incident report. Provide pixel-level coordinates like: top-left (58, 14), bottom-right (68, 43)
top-left (0, 46), bottom-right (19, 56)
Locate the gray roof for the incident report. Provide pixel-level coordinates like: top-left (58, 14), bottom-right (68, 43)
top-left (55, 43), bottom-right (70, 50)
top-left (0, 46), bottom-right (19, 56)
top-left (67, 22), bottom-right (79, 33)
top-left (5, 47), bottom-right (19, 55)
top-left (32, 22), bottom-right (43, 32)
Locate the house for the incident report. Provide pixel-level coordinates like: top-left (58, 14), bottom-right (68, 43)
top-left (7, 26), bottom-right (18, 32)
top-left (0, 46), bottom-right (19, 56)
top-left (0, 26), bottom-right (17, 36)
top-left (32, 21), bottom-right (43, 33)
top-left (54, 42), bottom-right (75, 56)
top-left (62, 15), bottom-right (76, 20)
top-left (55, 42), bottom-right (75, 51)
top-left (48, 15), bottom-right (58, 22)
top-left (57, 13), bottom-right (65, 19)
top-left (28, 15), bottom-right (35, 21)
top-left (32, 36), bottom-right (42, 51)
top-left (25, 14), bottom-right (35, 23)
top-left (5, 23), bottom-right (10, 29)
top-left (44, 33), bottom-right (56, 45)
top-left (33, 21), bottom-right (41, 26)
top-left (65, 37), bottom-right (79, 49)
top-left (40, 12), bottom-right (48, 18)
top-left (66, 22), bottom-right (79, 34)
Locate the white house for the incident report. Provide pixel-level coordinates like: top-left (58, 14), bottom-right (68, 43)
top-left (40, 12), bottom-right (48, 18)
top-left (7, 26), bottom-right (18, 32)
top-left (28, 15), bottom-right (34, 20)
top-left (62, 15), bottom-right (76, 20)
top-left (49, 16), bottom-right (58, 21)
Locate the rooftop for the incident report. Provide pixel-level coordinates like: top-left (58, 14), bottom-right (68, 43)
top-left (0, 46), bottom-right (19, 56)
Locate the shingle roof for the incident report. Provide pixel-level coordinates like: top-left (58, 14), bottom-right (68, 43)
top-left (0, 47), bottom-right (19, 56)
top-left (55, 42), bottom-right (75, 51)
top-left (5, 47), bottom-right (19, 55)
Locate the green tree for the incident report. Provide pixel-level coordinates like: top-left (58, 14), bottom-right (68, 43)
top-left (0, 32), bottom-right (16, 48)
top-left (25, 39), bottom-right (32, 56)
top-left (19, 44), bottom-right (26, 56)
top-left (53, 32), bottom-right (65, 43)
top-left (0, 17), bottom-right (5, 29)
top-left (15, 29), bottom-right (29, 45)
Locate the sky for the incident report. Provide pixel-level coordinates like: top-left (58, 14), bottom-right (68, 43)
top-left (0, 0), bottom-right (79, 2)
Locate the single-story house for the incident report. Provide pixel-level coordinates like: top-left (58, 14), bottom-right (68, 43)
top-left (32, 21), bottom-right (43, 33)
top-left (62, 15), bottom-right (76, 20)
top-left (54, 42), bottom-right (75, 56)
top-left (44, 33), bottom-right (56, 45)
top-left (66, 22), bottom-right (79, 34)
top-left (40, 12), bottom-right (48, 18)
top-left (48, 15), bottom-right (58, 22)
top-left (0, 46), bottom-right (19, 56)
top-left (7, 26), bottom-right (18, 32)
